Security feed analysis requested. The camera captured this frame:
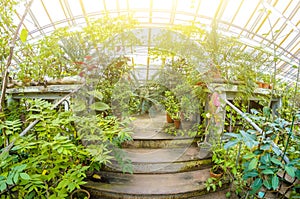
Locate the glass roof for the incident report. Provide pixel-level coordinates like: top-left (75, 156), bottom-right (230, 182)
top-left (15, 0), bottom-right (300, 83)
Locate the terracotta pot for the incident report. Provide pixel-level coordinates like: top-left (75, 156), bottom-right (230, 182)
top-left (209, 168), bottom-right (223, 178)
top-left (262, 83), bottom-right (270, 89)
top-left (196, 81), bottom-right (206, 87)
top-left (174, 119), bottom-right (181, 129)
top-left (166, 113), bottom-right (174, 123)
top-left (256, 81), bottom-right (263, 88)
top-left (70, 189), bottom-right (90, 199)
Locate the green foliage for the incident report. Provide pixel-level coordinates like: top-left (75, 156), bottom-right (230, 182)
top-left (72, 88), bottom-right (133, 173)
top-left (0, 0), bottom-right (17, 68)
top-left (277, 83), bottom-right (300, 121)
top-left (163, 124), bottom-right (184, 136)
top-left (0, 160), bottom-right (29, 192)
top-left (130, 81), bottom-right (165, 115)
top-left (224, 101), bottom-right (252, 133)
top-left (112, 148), bottom-right (133, 174)
top-left (163, 91), bottom-right (180, 120)
top-left (224, 108), bottom-right (300, 197)
top-left (167, 23), bottom-right (273, 84)
top-left (0, 96), bottom-right (133, 198)
top-left (0, 99), bottom-right (88, 198)
top-left (12, 15), bottom-right (139, 83)
top-left (20, 29), bottom-right (28, 43)
top-left (205, 177), bottom-right (223, 192)
top-left (112, 73), bottom-right (166, 116)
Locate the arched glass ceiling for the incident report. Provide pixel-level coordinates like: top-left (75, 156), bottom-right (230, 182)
top-left (15, 0), bottom-right (300, 82)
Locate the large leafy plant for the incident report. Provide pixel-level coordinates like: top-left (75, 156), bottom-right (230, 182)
top-left (0, 99), bottom-right (90, 198)
top-left (13, 15), bottom-right (139, 83)
top-left (72, 88), bottom-right (133, 173)
top-left (224, 108), bottom-right (300, 198)
top-left (0, 95), bottom-right (133, 198)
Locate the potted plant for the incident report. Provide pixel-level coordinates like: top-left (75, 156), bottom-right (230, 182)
top-left (164, 91), bottom-right (181, 125)
top-left (209, 141), bottom-right (226, 177)
top-left (172, 112), bottom-right (181, 129)
top-left (70, 189), bottom-right (90, 199)
top-left (256, 72), bottom-right (272, 89)
top-left (210, 164), bottom-right (224, 178)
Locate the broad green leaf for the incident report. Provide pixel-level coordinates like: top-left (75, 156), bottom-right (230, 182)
top-left (271, 175), bottom-right (279, 190)
top-left (218, 180), bottom-right (222, 187)
top-left (271, 157), bottom-right (282, 167)
top-left (20, 28), bottom-right (28, 43)
top-left (20, 173), bottom-right (31, 180)
top-left (260, 143), bottom-right (270, 150)
top-left (253, 149), bottom-right (263, 155)
top-left (13, 173), bottom-right (19, 184)
top-left (243, 153), bottom-right (256, 160)
top-left (6, 175), bottom-right (13, 185)
top-left (263, 179), bottom-right (272, 189)
top-left (224, 139), bottom-right (239, 149)
top-left (90, 102), bottom-right (110, 111)
top-left (87, 90), bottom-right (103, 100)
top-left (284, 166), bottom-right (295, 178)
top-left (73, 101), bottom-right (86, 112)
top-left (272, 146), bottom-right (281, 156)
top-left (0, 182), bottom-right (7, 192)
top-left (231, 167), bottom-right (237, 175)
top-left (240, 130), bottom-right (255, 141)
top-left (226, 192), bottom-right (231, 198)
top-left (68, 182), bottom-right (76, 192)
top-left (263, 107), bottom-right (271, 117)
top-left (260, 153), bottom-right (271, 164)
top-left (212, 184), bottom-right (216, 191)
top-left (248, 158), bottom-right (258, 170)
top-left (240, 130), bottom-right (258, 148)
top-left (57, 180), bottom-right (68, 189)
top-left (250, 178), bottom-right (263, 194)
top-left (13, 164), bottom-right (27, 172)
top-left (262, 169), bottom-right (274, 175)
top-left (243, 171), bottom-right (259, 180)
top-left (224, 133), bottom-right (241, 139)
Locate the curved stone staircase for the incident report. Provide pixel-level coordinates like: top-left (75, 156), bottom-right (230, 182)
top-left (83, 113), bottom-right (219, 199)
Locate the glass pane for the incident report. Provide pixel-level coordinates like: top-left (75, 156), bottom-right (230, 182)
top-left (30, 0), bottom-right (51, 27)
top-left (152, 0), bottom-right (173, 10)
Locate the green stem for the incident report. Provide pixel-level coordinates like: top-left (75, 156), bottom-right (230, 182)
top-left (280, 115), bottom-right (295, 163)
top-left (236, 142), bottom-right (241, 168)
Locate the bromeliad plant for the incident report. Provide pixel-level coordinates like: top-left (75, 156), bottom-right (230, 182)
top-left (224, 108), bottom-right (300, 198)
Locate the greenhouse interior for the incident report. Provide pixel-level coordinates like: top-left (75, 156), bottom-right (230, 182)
top-left (0, 0), bottom-right (299, 198)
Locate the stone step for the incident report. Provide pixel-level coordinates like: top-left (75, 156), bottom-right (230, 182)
top-left (84, 169), bottom-right (213, 199)
top-left (83, 113), bottom-right (215, 198)
top-left (123, 113), bottom-right (202, 148)
top-left (106, 147), bottom-right (212, 173)
top-left (122, 138), bottom-right (199, 148)
top-left (132, 128), bottom-right (197, 139)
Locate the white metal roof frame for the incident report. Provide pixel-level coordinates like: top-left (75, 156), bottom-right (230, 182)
top-left (14, 0), bottom-right (300, 82)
